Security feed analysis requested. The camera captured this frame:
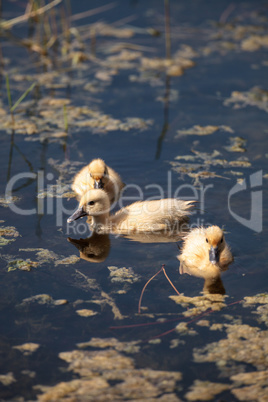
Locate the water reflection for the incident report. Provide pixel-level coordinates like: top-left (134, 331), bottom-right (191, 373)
top-left (68, 232), bottom-right (110, 263)
top-left (119, 230), bottom-right (185, 243)
top-left (68, 229), bottom-right (186, 263)
top-left (179, 261), bottom-right (227, 295)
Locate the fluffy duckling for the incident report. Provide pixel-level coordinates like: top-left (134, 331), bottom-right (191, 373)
top-left (178, 226), bottom-right (233, 279)
top-left (67, 189), bottom-right (195, 233)
top-left (72, 158), bottom-right (124, 204)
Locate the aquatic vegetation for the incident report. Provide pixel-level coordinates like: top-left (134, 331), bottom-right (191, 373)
top-left (170, 293), bottom-right (227, 316)
top-left (19, 248), bottom-right (80, 267)
top-left (231, 370), bottom-right (268, 401)
top-left (7, 258), bottom-right (39, 272)
top-left (76, 309), bottom-right (98, 317)
top-left (0, 372), bottom-right (16, 386)
top-left (175, 322), bottom-right (198, 336)
top-left (19, 294), bottom-right (68, 307)
top-left (92, 291), bottom-right (127, 321)
top-left (77, 337), bottom-right (140, 354)
top-left (36, 347), bottom-right (182, 401)
top-left (54, 255), bottom-right (80, 266)
top-left (13, 342), bottom-right (40, 356)
top-left (171, 144), bottom-right (252, 185)
top-left (176, 125), bottom-right (233, 137)
top-left (185, 380), bottom-right (230, 401)
top-left (107, 266), bottom-right (140, 284)
top-left (188, 295), bottom-right (268, 401)
top-left (194, 323), bottom-right (268, 370)
top-left (0, 94), bottom-right (153, 139)
top-left (224, 87), bottom-right (268, 113)
top-left (0, 224), bottom-right (19, 247)
top-left (0, 196), bottom-right (20, 207)
top-left (224, 136), bottom-right (247, 153)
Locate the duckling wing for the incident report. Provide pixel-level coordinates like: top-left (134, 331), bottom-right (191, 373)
top-left (105, 166), bottom-right (125, 204)
top-left (219, 244), bottom-right (234, 270)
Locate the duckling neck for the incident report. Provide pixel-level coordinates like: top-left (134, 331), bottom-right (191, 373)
top-left (91, 212), bottom-right (110, 230)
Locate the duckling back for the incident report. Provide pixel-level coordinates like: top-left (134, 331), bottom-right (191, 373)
top-left (110, 198), bottom-right (195, 232)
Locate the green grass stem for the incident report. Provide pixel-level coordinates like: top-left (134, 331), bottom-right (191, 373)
top-left (10, 82), bottom-right (37, 113)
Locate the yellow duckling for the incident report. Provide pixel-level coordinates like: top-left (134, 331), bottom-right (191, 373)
top-left (72, 158), bottom-right (124, 204)
top-left (67, 189), bottom-right (195, 233)
top-left (178, 226), bottom-right (233, 279)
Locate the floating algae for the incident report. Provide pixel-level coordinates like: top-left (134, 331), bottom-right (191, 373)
top-left (193, 324), bottom-right (268, 371)
top-left (107, 266), bottom-right (140, 284)
top-left (0, 372), bottom-right (16, 386)
top-left (231, 370), bottom-right (268, 401)
top-left (170, 293), bottom-right (227, 316)
top-left (0, 225), bottom-right (20, 248)
top-left (19, 294), bottom-right (68, 307)
top-left (13, 342), bottom-right (40, 356)
top-left (7, 259), bottom-right (38, 272)
top-left (0, 196), bottom-right (20, 207)
top-left (185, 380), bottom-right (230, 401)
top-left (75, 309), bottom-right (98, 317)
top-left (224, 137), bottom-right (247, 153)
top-left (77, 337), bottom-right (140, 354)
top-left (224, 87), bottom-right (268, 113)
top-left (176, 125), bottom-right (233, 137)
top-left (19, 248), bottom-right (80, 267)
top-left (36, 346), bottom-right (182, 401)
top-left (171, 143), bottom-right (252, 185)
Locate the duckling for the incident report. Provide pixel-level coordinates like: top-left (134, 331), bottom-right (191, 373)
top-left (178, 226), bottom-right (233, 279)
top-left (67, 189), bottom-right (195, 233)
top-left (72, 158), bottom-right (124, 204)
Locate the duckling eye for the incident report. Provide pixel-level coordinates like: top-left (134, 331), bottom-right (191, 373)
top-left (220, 237), bottom-right (223, 243)
top-left (206, 238), bottom-right (208, 243)
top-left (89, 201), bottom-right (95, 206)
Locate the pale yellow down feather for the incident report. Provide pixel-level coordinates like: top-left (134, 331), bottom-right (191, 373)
top-left (69, 189), bottom-right (195, 233)
top-left (72, 158), bottom-right (124, 204)
top-left (178, 226), bottom-right (233, 279)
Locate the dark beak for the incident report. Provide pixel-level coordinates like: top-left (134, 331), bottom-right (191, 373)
top-left (67, 207), bottom-right (88, 223)
top-left (94, 179), bottom-right (104, 189)
top-left (209, 246), bottom-right (219, 265)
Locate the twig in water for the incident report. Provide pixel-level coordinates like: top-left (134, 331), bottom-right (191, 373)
top-left (162, 266), bottom-right (180, 295)
top-left (138, 266), bottom-right (163, 314)
top-left (138, 264), bottom-right (180, 313)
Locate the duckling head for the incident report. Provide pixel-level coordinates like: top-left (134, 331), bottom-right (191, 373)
top-left (205, 226), bottom-right (225, 265)
top-left (67, 189), bottom-right (110, 223)
top-left (88, 159), bottom-right (108, 189)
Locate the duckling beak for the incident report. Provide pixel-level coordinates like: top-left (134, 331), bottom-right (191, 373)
top-left (67, 207), bottom-right (88, 223)
top-left (209, 246), bottom-right (219, 265)
top-left (94, 179), bottom-right (104, 189)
